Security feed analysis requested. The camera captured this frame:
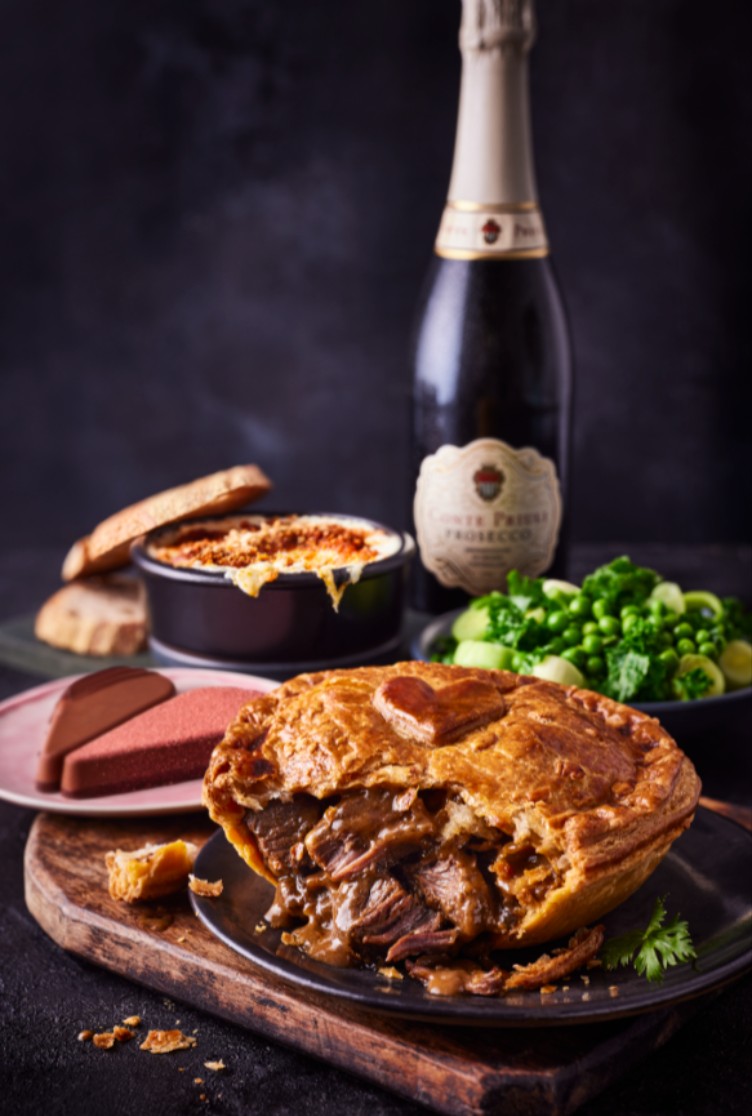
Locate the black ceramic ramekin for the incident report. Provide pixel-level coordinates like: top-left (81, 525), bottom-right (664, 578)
top-left (131, 514), bottom-right (414, 675)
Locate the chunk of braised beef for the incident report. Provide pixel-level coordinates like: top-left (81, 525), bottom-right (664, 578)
top-left (246, 795), bottom-right (321, 875)
top-left (407, 959), bottom-right (508, 997)
top-left (331, 873), bottom-right (441, 951)
top-left (304, 787), bottom-right (436, 881)
top-left (386, 927), bottom-right (459, 964)
top-left (412, 850), bottom-right (495, 938)
top-left (504, 925), bottom-right (605, 990)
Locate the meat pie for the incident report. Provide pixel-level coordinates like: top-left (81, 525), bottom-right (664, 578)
top-left (203, 662), bottom-right (701, 993)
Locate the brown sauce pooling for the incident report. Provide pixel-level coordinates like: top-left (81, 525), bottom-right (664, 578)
top-left (244, 785), bottom-right (561, 978)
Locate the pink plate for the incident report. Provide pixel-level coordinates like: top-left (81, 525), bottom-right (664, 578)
top-left (0, 668), bottom-right (277, 817)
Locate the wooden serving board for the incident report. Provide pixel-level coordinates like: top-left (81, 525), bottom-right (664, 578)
top-left (25, 812), bottom-right (694, 1116)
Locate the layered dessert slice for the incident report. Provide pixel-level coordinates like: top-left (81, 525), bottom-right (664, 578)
top-left (61, 686), bottom-right (256, 797)
top-left (36, 667), bottom-right (176, 791)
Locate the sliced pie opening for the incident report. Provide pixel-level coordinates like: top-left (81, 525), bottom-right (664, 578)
top-left (244, 785), bottom-right (567, 973)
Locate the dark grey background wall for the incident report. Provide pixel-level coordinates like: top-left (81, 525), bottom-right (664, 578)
top-left (1, 0), bottom-right (750, 552)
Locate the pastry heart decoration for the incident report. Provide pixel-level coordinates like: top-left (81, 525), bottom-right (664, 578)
top-left (372, 675), bottom-right (506, 746)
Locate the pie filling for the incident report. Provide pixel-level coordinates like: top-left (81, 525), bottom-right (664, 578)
top-left (245, 785), bottom-right (566, 981)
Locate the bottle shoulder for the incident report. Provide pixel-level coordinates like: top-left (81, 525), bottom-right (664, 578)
top-left (412, 255), bottom-right (571, 389)
top-left (419, 253), bottom-right (565, 301)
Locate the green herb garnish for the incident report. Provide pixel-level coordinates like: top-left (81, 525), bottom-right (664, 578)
top-left (601, 896), bottom-right (697, 983)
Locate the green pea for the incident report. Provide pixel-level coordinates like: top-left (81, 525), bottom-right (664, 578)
top-left (561, 647), bottom-right (587, 669)
top-left (592, 600), bottom-right (612, 620)
top-left (675, 622), bottom-right (694, 641)
top-left (649, 599), bottom-right (666, 619)
top-left (620, 604), bottom-right (641, 620)
top-left (695, 628), bottom-right (710, 644)
top-left (598, 615), bottom-right (621, 637)
top-left (563, 625), bottom-right (582, 647)
top-left (622, 614), bottom-right (641, 634)
top-left (658, 649), bottom-right (679, 672)
top-left (582, 633), bottom-right (603, 655)
top-left (676, 638), bottom-right (696, 656)
top-left (586, 655), bottom-right (605, 678)
top-left (582, 621), bottom-right (600, 636)
top-left (698, 641), bottom-right (717, 658)
top-left (546, 610), bottom-right (569, 634)
top-left (568, 595), bottom-right (592, 619)
top-left (662, 611), bottom-right (680, 630)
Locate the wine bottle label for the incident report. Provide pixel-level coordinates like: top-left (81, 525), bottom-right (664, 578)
top-left (414, 438), bottom-right (561, 596)
top-left (435, 202), bottom-right (548, 260)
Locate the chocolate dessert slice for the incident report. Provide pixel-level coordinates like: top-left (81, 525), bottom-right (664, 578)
top-left (61, 686), bottom-right (256, 798)
top-left (36, 667), bottom-right (176, 791)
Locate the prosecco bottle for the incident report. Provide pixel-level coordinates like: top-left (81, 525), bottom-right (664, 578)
top-left (411, 0), bottom-right (572, 613)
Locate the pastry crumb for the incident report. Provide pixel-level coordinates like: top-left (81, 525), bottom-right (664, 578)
top-left (608, 985), bottom-right (620, 998)
top-left (78, 1030), bottom-right (93, 1042)
top-left (106, 841), bottom-right (198, 903)
top-left (194, 1078), bottom-right (203, 1085)
top-left (204, 1060), bottom-right (226, 1072)
top-left (377, 966), bottom-right (403, 981)
top-left (113, 1026), bottom-right (134, 1043)
top-left (122, 1015), bottom-right (141, 1027)
top-left (189, 875), bottom-right (223, 898)
top-left (254, 921), bottom-right (267, 933)
top-left (92, 1032), bottom-right (117, 1050)
top-left (539, 984), bottom-right (557, 995)
top-left (580, 974), bottom-right (591, 985)
top-left (582, 992), bottom-right (591, 1002)
top-left (139, 1029), bottom-right (198, 1054)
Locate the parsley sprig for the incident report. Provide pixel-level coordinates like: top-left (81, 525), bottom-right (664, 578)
top-left (601, 897), bottom-right (697, 983)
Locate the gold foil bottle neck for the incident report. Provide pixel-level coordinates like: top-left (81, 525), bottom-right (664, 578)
top-left (459, 0), bottom-right (536, 53)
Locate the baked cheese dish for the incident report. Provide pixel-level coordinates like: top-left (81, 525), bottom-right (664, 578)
top-left (147, 514), bottom-right (402, 608)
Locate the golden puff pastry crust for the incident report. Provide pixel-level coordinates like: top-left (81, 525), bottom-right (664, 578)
top-left (203, 662), bottom-right (701, 971)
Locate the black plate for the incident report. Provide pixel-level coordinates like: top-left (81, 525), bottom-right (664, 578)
top-left (411, 610), bottom-right (752, 742)
top-left (190, 808), bottom-right (752, 1027)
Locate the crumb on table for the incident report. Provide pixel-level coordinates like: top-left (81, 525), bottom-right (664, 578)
top-left (139, 1029), bottom-right (198, 1054)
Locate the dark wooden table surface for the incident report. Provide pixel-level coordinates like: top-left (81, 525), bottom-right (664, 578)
top-left (1, 543), bottom-right (750, 1116)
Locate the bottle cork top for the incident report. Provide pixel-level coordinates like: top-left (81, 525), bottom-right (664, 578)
top-left (459, 0), bottom-right (536, 53)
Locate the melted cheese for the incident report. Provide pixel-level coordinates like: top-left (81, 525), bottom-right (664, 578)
top-left (149, 515), bottom-right (399, 610)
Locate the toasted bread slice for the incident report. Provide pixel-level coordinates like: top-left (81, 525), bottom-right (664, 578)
top-left (62, 464), bottom-right (272, 580)
top-left (35, 576), bottom-right (148, 656)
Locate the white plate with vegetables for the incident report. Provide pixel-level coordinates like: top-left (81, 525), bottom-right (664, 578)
top-left (412, 557), bottom-right (751, 739)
